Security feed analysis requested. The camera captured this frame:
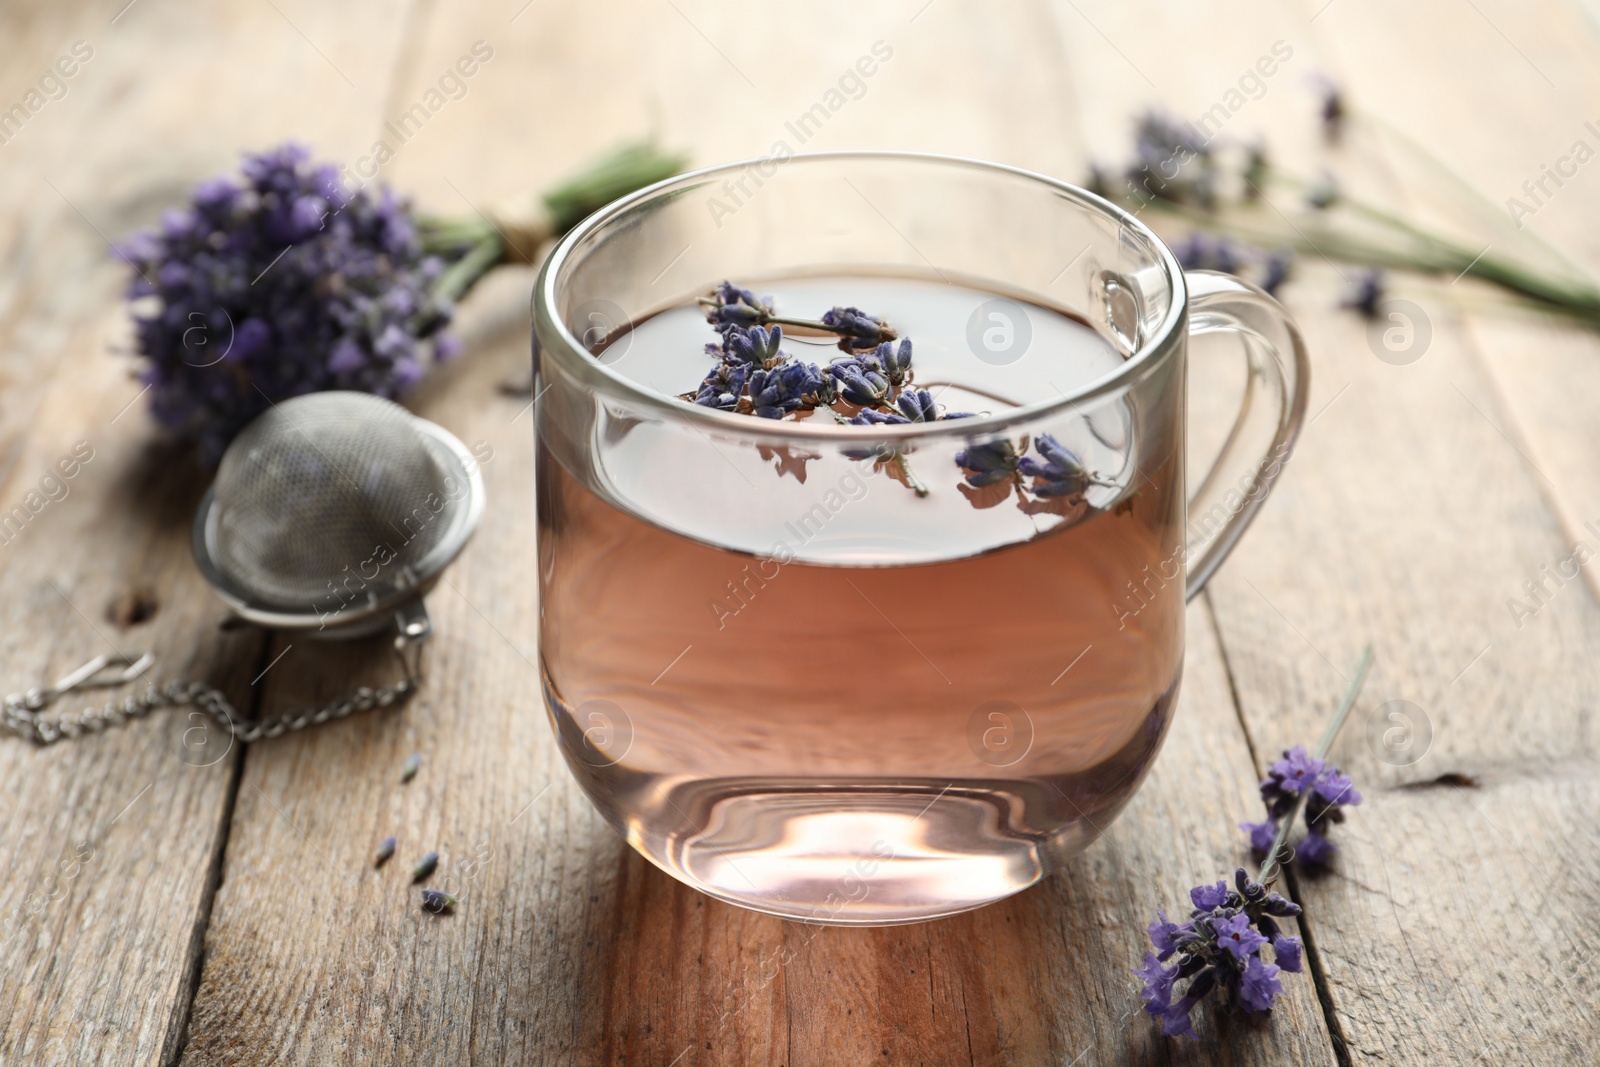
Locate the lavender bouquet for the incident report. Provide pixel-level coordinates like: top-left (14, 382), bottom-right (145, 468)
top-left (119, 141), bottom-right (684, 461)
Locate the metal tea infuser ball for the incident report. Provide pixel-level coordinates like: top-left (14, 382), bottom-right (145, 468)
top-left (2, 392), bottom-right (484, 745)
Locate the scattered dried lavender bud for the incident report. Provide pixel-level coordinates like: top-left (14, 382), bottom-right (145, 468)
top-left (400, 753), bottom-right (421, 783)
top-left (412, 851), bottom-right (439, 883)
top-left (374, 836), bottom-right (396, 867)
top-left (1341, 269), bottom-right (1385, 319)
top-left (420, 888), bottom-right (456, 913)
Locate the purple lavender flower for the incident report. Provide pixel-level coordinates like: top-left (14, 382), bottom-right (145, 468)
top-left (1239, 818), bottom-right (1278, 854)
top-left (1147, 909), bottom-right (1187, 960)
top-left (1261, 250), bottom-right (1293, 297)
top-left (1342, 269), bottom-right (1385, 319)
top-left (1190, 880), bottom-right (1230, 910)
top-left (832, 358), bottom-right (890, 407)
top-left (953, 439), bottom-right (1021, 487)
top-left (821, 305), bottom-right (895, 348)
top-left (692, 362), bottom-right (750, 411)
top-left (748, 360), bottom-right (829, 419)
top-left (1135, 952), bottom-right (1178, 1011)
top-left (118, 143), bottom-right (455, 462)
top-left (1271, 745), bottom-right (1327, 794)
top-left (1211, 912), bottom-right (1269, 962)
top-left (1273, 935), bottom-right (1304, 973)
top-left (1238, 956), bottom-right (1284, 1012)
top-left (724, 324), bottom-right (785, 368)
top-left (875, 338), bottom-right (914, 388)
top-left (1018, 434), bottom-right (1094, 498)
top-left (1135, 867), bottom-right (1304, 1037)
top-left (702, 281), bottom-right (774, 332)
top-left (895, 388), bottom-right (940, 422)
top-left (1296, 829), bottom-right (1338, 866)
top-left (1244, 745), bottom-right (1362, 866)
top-left (850, 407), bottom-right (908, 426)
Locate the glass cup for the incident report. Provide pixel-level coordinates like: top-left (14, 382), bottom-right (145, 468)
top-left (532, 153), bottom-right (1307, 925)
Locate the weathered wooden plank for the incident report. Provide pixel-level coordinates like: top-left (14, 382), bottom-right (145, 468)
top-left (1058, 0), bottom-right (1600, 1063)
top-left (178, 2), bottom-right (1338, 1064)
top-left (0, 2), bottom-right (413, 1064)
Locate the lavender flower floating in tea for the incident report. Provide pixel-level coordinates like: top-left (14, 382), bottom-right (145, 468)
top-left (678, 282), bottom-right (975, 495)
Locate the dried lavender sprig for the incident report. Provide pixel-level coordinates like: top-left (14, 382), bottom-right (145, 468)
top-left (374, 836), bottom-right (396, 867)
top-left (1257, 644), bottom-right (1373, 888)
top-left (695, 297), bottom-right (898, 346)
top-left (420, 888), bottom-right (456, 913)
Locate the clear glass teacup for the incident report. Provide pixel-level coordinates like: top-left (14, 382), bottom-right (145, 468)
top-left (532, 153), bottom-right (1307, 925)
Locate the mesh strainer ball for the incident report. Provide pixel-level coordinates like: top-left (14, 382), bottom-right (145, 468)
top-left (192, 392), bottom-right (485, 637)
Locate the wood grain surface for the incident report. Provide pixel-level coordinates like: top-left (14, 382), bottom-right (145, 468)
top-left (0, 0), bottom-right (1595, 1065)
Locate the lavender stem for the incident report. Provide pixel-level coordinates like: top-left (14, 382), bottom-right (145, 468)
top-left (1257, 643), bottom-right (1373, 888)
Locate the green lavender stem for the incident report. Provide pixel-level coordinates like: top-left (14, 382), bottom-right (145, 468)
top-left (1257, 644), bottom-right (1374, 888)
top-left (1124, 187), bottom-right (1600, 324)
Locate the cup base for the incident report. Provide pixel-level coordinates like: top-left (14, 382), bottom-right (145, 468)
top-left (640, 783), bottom-right (1093, 925)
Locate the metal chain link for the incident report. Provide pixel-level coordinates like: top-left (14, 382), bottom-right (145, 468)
top-left (1, 641), bottom-right (423, 746)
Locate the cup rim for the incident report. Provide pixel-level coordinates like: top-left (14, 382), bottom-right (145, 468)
top-left (534, 151), bottom-right (1187, 441)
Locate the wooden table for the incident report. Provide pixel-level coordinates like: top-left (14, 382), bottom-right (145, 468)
top-left (3, 0), bottom-right (1597, 1063)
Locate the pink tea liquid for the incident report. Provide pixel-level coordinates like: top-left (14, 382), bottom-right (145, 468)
top-left (537, 276), bottom-right (1184, 923)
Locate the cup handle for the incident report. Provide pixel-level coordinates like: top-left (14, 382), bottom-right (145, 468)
top-left (1181, 270), bottom-right (1311, 601)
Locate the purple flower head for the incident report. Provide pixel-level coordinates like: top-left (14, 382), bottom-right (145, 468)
top-left (1134, 952), bottom-right (1178, 1013)
top-left (703, 281), bottom-right (773, 332)
top-left (118, 142), bottom-right (448, 462)
top-left (1296, 829), bottom-right (1338, 866)
top-left (1342, 269), bottom-right (1385, 319)
top-left (725, 324), bottom-right (785, 368)
top-left (895, 387), bottom-right (940, 423)
top-left (1211, 912), bottom-right (1269, 962)
top-left (1128, 112), bottom-right (1218, 209)
top-left (1273, 935), bottom-right (1303, 973)
top-left (832, 359), bottom-right (890, 407)
top-left (692, 362), bottom-right (750, 411)
top-left (1313, 767), bottom-right (1362, 807)
top-left (1018, 434), bottom-right (1093, 498)
top-left (749, 360), bottom-right (828, 419)
top-left (1240, 817), bottom-right (1278, 854)
top-left (954, 438), bottom-right (1020, 487)
top-left (1147, 909), bottom-right (1189, 961)
top-left (1270, 745), bottom-right (1327, 795)
top-left (1261, 250), bottom-right (1293, 296)
top-left (1189, 880), bottom-right (1230, 911)
top-left (873, 338), bottom-right (913, 387)
top-left (851, 407), bottom-right (908, 426)
top-left (1238, 956), bottom-right (1284, 1012)
top-left (821, 305), bottom-right (894, 349)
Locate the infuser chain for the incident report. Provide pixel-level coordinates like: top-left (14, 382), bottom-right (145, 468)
top-left (2, 634), bottom-right (424, 747)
